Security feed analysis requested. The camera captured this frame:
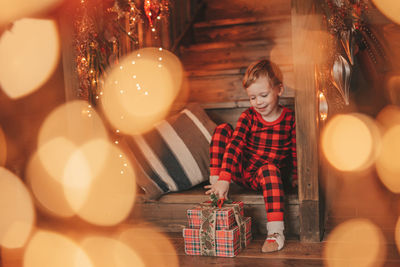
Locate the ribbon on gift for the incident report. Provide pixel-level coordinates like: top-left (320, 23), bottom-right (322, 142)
top-left (199, 201), bottom-right (247, 256)
top-left (231, 203), bottom-right (246, 250)
top-left (199, 206), bottom-right (217, 256)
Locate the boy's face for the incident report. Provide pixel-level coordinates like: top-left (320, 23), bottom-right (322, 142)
top-left (246, 76), bottom-right (283, 121)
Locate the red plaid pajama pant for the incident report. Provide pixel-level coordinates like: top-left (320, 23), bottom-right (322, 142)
top-left (210, 123), bottom-right (284, 222)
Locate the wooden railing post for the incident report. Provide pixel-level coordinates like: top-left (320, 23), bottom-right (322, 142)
top-left (291, 0), bottom-right (324, 242)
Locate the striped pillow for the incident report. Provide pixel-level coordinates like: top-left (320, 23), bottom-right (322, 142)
top-left (124, 103), bottom-right (216, 199)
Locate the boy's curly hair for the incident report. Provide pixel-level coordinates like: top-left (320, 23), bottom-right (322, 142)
top-left (242, 59), bottom-right (283, 89)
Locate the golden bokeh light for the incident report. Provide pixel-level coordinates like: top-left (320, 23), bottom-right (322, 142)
top-left (324, 219), bottom-right (386, 267)
top-left (0, 0), bottom-right (62, 26)
top-left (0, 167), bottom-right (35, 248)
top-left (62, 139), bottom-right (111, 212)
top-left (321, 114), bottom-right (379, 172)
top-left (376, 125), bottom-right (400, 193)
top-left (27, 138), bottom-right (136, 224)
top-left (81, 235), bottom-right (145, 267)
top-left (72, 142), bottom-right (136, 226)
top-left (371, 0), bottom-right (400, 25)
top-left (37, 137), bottom-right (78, 186)
top-left (26, 139), bottom-right (77, 218)
top-left (376, 105), bottom-right (400, 130)
top-left (28, 100), bottom-right (136, 222)
top-left (38, 100), bottom-right (108, 148)
top-left (101, 47), bottom-right (184, 135)
top-left (0, 18), bottom-right (60, 99)
top-left (0, 125), bottom-right (6, 166)
top-left (23, 230), bottom-right (93, 267)
top-left (117, 226), bottom-right (179, 267)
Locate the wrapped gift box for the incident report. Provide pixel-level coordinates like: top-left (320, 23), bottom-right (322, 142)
top-left (183, 217), bottom-right (252, 257)
top-left (187, 201), bottom-right (244, 230)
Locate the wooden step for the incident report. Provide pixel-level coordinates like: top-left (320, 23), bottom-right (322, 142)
top-left (185, 63), bottom-right (294, 76)
top-left (185, 62), bottom-right (294, 77)
top-left (193, 16), bottom-right (292, 43)
top-left (180, 39), bottom-right (293, 71)
top-left (181, 38), bottom-right (292, 54)
top-left (186, 69), bottom-right (295, 104)
top-left (203, 0), bottom-right (291, 20)
top-left (131, 183), bottom-right (300, 237)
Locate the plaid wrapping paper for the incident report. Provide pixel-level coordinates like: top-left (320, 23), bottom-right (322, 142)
top-left (183, 217), bottom-right (252, 257)
top-left (187, 201), bottom-right (244, 230)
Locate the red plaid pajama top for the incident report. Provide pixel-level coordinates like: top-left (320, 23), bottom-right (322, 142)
top-left (210, 106), bottom-right (297, 183)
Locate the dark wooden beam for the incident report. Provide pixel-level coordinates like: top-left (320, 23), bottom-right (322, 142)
top-left (291, 0), bottom-right (322, 242)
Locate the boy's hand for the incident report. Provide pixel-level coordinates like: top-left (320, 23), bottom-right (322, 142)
top-left (292, 179), bottom-right (298, 188)
top-left (204, 180), bottom-right (230, 199)
top-left (209, 175), bottom-right (219, 185)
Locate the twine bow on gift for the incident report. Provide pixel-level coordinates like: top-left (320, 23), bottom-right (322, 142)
top-left (210, 193), bottom-right (233, 208)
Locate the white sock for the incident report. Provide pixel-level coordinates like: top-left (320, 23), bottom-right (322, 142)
top-left (267, 221), bottom-right (284, 235)
top-left (266, 221), bottom-right (285, 250)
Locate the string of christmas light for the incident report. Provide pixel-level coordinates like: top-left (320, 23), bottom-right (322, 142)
top-left (74, 0), bottom-right (172, 107)
top-left (106, 0), bottom-right (142, 56)
top-left (74, 0), bottom-right (99, 101)
top-left (144, 0), bottom-right (170, 39)
top-left (126, 0), bottom-right (142, 42)
top-left (323, 0), bottom-right (369, 34)
top-left (144, 0), bottom-right (160, 28)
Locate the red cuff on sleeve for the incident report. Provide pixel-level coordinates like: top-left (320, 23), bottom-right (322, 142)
top-left (267, 212), bottom-right (284, 222)
top-left (218, 171), bottom-right (232, 182)
top-left (210, 167), bottom-right (221, 176)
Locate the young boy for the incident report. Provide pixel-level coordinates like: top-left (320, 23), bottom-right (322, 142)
top-left (204, 59), bottom-right (297, 253)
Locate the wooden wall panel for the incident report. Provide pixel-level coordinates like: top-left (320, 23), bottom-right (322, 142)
top-left (194, 16), bottom-right (292, 43)
top-left (188, 74), bottom-right (295, 103)
top-left (181, 39), bottom-right (293, 70)
top-left (203, 0), bottom-right (292, 20)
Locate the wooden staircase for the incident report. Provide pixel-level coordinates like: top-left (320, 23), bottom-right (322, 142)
top-left (133, 182), bottom-right (299, 237)
top-left (181, 36), bottom-right (295, 108)
top-left (181, 0), bottom-right (294, 110)
top-left (132, 0), bottom-right (299, 238)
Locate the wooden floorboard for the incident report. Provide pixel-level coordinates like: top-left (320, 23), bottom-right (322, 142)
top-left (165, 232), bottom-right (400, 266)
top-left (2, 228), bottom-right (400, 267)
top-left (167, 232), bottom-right (400, 267)
top-left (177, 256), bottom-right (323, 267)
top-left (168, 233), bottom-right (322, 259)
